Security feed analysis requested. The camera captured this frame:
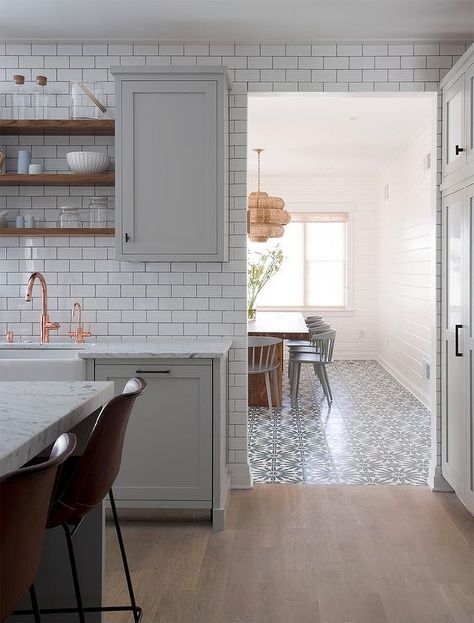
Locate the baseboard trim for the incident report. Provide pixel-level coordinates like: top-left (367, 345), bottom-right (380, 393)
top-left (334, 352), bottom-right (377, 360)
top-left (377, 356), bottom-right (431, 409)
top-left (230, 464), bottom-right (253, 489)
top-left (428, 465), bottom-right (454, 492)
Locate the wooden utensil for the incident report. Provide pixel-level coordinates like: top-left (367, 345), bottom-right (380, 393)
top-left (0, 150), bottom-right (6, 174)
top-left (78, 82), bottom-right (107, 114)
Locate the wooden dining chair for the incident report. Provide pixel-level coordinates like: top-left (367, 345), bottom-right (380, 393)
top-left (248, 336), bottom-right (282, 412)
top-left (0, 433), bottom-right (76, 623)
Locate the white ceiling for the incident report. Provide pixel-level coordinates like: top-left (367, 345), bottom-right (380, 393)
top-left (1, 0), bottom-right (473, 41)
top-left (247, 94), bottom-right (434, 177)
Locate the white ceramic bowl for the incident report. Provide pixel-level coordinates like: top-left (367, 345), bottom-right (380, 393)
top-left (66, 151), bottom-right (110, 174)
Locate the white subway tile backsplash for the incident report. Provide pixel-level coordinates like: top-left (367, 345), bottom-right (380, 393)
top-left (0, 36), bottom-right (465, 483)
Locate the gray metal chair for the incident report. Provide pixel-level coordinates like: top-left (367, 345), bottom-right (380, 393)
top-left (248, 336), bottom-right (281, 412)
top-left (289, 330), bottom-right (336, 404)
top-left (287, 323), bottom-right (332, 378)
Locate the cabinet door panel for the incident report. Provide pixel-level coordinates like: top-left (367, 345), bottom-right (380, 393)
top-left (444, 75), bottom-right (466, 177)
top-left (121, 80), bottom-right (217, 258)
top-left (442, 191), bottom-right (467, 491)
top-left (95, 363), bottom-right (212, 503)
top-left (466, 63), bottom-right (474, 165)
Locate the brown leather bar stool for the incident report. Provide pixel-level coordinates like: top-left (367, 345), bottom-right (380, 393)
top-left (0, 433), bottom-right (76, 623)
top-left (37, 378), bottom-right (147, 623)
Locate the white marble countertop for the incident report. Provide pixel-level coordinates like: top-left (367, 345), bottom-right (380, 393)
top-left (0, 338), bottom-right (233, 359)
top-left (0, 381), bottom-right (114, 476)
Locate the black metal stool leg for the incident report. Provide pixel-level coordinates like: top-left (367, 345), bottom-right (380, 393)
top-left (109, 489), bottom-right (142, 623)
top-left (29, 585), bottom-right (41, 623)
top-left (62, 523), bottom-right (86, 623)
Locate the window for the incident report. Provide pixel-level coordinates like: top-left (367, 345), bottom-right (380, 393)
top-left (248, 212), bottom-right (349, 309)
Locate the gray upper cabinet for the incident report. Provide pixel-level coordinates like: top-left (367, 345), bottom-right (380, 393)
top-left (112, 67), bottom-right (229, 262)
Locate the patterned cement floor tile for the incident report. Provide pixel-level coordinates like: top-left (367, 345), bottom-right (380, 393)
top-left (248, 360), bottom-right (431, 486)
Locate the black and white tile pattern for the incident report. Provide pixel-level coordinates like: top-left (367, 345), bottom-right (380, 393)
top-left (248, 360), bottom-right (430, 485)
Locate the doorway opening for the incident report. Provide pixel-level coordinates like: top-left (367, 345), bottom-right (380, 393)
top-left (247, 92), bottom-right (438, 485)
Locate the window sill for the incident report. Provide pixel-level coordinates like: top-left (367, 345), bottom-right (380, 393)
top-left (256, 307), bottom-right (355, 317)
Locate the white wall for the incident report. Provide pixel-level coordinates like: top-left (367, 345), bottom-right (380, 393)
top-left (248, 173), bottom-right (379, 358)
top-left (376, 120), bottom-right (433, 407)
top-left (0, 40), bottom-right (468, 482)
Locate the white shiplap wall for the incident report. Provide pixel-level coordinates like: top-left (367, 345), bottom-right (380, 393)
top-left (248, 173), bottom-right (379, 358)
top-left (0, 40), bottom-right (471, 485)
top-left (376, 120), bottom-right (434, 408)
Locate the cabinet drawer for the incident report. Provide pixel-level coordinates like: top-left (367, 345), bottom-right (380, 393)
top-left (95, 362), bottom-right (213, 504)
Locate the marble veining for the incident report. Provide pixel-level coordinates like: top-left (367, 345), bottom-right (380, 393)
top-left (0, 337), bottom-right (233, 359)
top-left (0, 381), bottom-right (114, 476)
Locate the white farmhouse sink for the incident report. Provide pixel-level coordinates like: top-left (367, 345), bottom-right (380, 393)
top-left (0, 347), bottom-right (86, 381)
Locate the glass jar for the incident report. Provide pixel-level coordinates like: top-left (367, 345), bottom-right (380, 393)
top-left (6, 75), bottom-right (30, 119)
top-left (88, 197), bottom-right (108, 228)
top-left (34, 75), bottom-right (50, 120)
top-left (58, 206), bottom-right (80, 229)
top-left (70, 82), bottom-right (106, 119)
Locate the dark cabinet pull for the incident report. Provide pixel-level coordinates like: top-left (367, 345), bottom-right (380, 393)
top-left (125, 233), bottom-right (130, 242)
top-left (455, 145), bottom-right (465, 156)
top-left (135, 369), bottom-right (170, 374)
top-left (455, 324), bottom-right (463, 357)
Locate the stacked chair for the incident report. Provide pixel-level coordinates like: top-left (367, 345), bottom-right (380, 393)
top-left (287, 316), bottom-right (336, 404)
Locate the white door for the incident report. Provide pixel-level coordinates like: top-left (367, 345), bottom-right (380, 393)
top-left (444, 75), bottom-right (466, 177)
top-left (442, 189), bottom-right (468, 491)
top-left (465, 184), bottom-right (474, 510)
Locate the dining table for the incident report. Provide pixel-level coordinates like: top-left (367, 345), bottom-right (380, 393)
top-left (248, 311), bottom-right (309, 407)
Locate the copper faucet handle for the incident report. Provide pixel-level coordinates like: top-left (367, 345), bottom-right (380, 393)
top-left (5, 330), bottom-right (14, 343)
top-left (68, 326), bottom-right (92, 343)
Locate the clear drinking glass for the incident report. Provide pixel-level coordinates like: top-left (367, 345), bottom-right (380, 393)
top-left (89, 197), bottom-right (108, 228)
top-left (58, 207), bottom-right (80, 228)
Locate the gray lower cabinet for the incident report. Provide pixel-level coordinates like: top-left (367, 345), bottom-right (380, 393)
top-left (95, 360), bottom-right (213, 507)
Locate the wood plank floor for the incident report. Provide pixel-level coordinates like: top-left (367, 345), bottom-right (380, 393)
top-left (105, 485), bottom-right (474, 623)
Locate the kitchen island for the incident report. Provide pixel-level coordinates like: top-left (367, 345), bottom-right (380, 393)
top-left (0, 381), bottom-right (113, 475)
top-left (1, 381), bottom-right (114, 623)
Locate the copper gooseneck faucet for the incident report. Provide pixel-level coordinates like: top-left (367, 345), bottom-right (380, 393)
top-left (25, 272), bottom-right (60, 343)
top-left (68, 301), bottom-right (92, 343)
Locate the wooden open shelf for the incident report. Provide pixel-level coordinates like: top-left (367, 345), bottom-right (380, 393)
top-left (0, 228), bottom-right (115, 237)
top-left (0, 119), bottom-right (115, 136)
top-left (0, 173), bottom-right (114, 186)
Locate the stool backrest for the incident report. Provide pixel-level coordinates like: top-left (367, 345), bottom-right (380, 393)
top-left (0, 433), bottom-right (76, 622)
top-left (248, 336), bottom-right (281, 373)
top-left (48, 378), bottom-right (147, 527)
top-left (309, 330), bottom-right (336, 362)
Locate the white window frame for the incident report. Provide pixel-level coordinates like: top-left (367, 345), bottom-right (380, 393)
top-left (256, 202), bottom-right (355, 313)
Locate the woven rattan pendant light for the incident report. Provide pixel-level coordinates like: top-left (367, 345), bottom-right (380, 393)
top-left (247, 148), bottom-right (291, 243)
